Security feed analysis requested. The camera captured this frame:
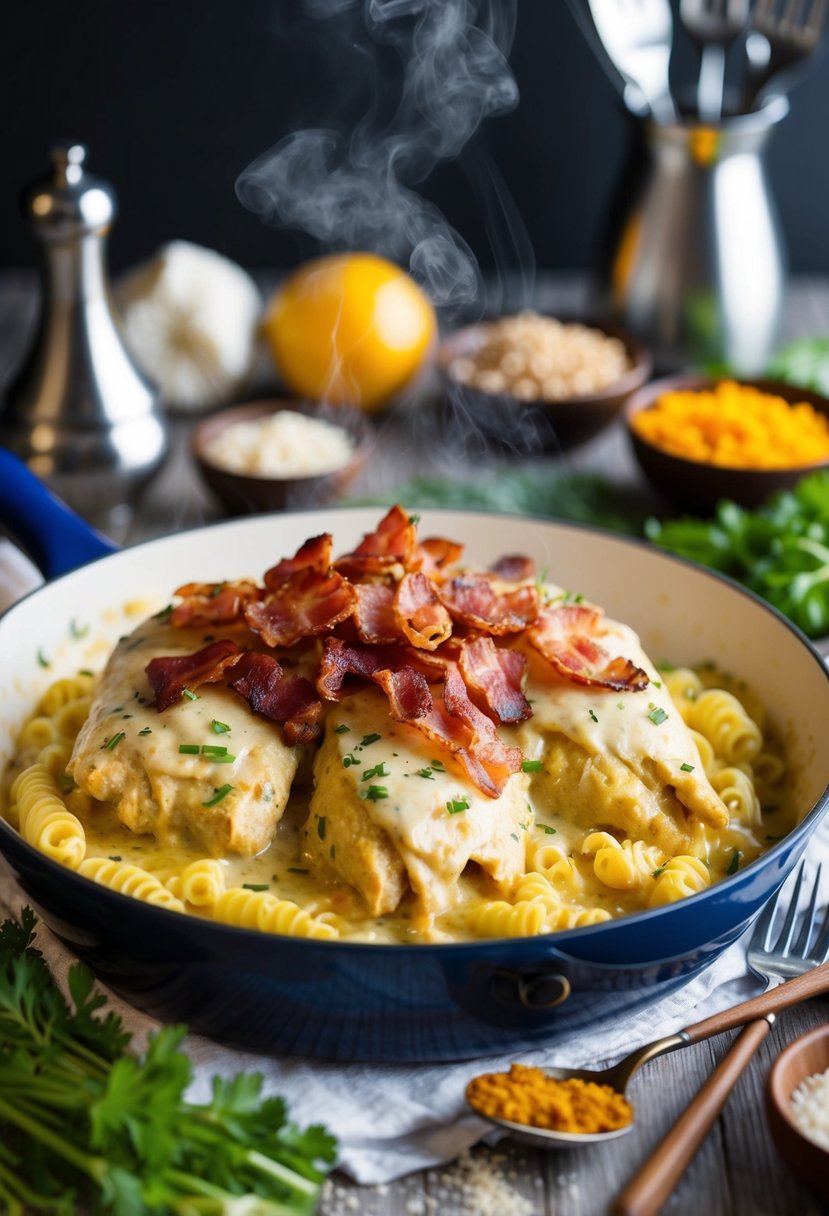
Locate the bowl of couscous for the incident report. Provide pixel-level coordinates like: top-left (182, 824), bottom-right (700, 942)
top-left (625, 376), bottom-right (829, 513)
top-left (438, 312), bottom-right (652, 453)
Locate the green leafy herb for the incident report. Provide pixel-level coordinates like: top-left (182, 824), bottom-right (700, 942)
top-left (202, 784), bottom-right (234, 807)
top-left (408, 513), bottom-right (421, 525)
top-left (36, 648), bottom-right (50, 669)
top-left (287, 867), bottom-right (310, 875)
top-left (521, 759), bottom-right (543, 772)
top-left (102, 731), bottom-right (125, 751)
top-left (766, 336), bottom-right (829, 395)
top-left (652, 866), bottom-right (667, 878)
top-left (765, 834), bottom-right (783, 842)
top-left (0, 907), bottom-right (336, 1215)
top-left (70, 618), bottom-right (89, 639)
top-left (330, 845), bottom-right (336, 860)
top-left (361, 762), bottom-right (390, 781)
top-left (680, 762), bottom-right (695, 772)
top-left (726, 850), bottom-right (742, 875)
top-left (178, 744), bottom-right (200, 755)
top-left (79, 669), bottom-right (95, 677)
top-left (210, 719), bottom-right (231, 734)
top-left (342, 754), bottom-right (358, 768)
top-left (539, 825), bottom-right (557, 835)
top-left (108, 856), bottom-right (122, 862)
top-left (182, 688), bottom-right (199, 701)
top-left (360, 733), bottom-right (381, 748)
top-left (242, 883), bottom-right (269, 892)
top-left (645, 470), bottom-right (829, 639)
top-left (152, 603), bottom-right (174, 621)
top-left (430, 758), bottom-right (446, 771)
top-left (362, 785), bottom-right (388, 801)
top-left (588, 709), bottom-right (598, 723)
top-left (317, 816), bottom-right (326, 840)
top-left (648, 707), bottom-right (669, 725)
top-left (201, 745), bottom-right (235, 763)
top-left (333, 723), bottom-right (350, 734)
top-left (416, 767), bottom-right (435, 779)
top-left (446, 797), bottom-right (470, 815)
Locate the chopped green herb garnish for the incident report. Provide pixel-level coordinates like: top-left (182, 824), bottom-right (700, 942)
top-left (317, 816), bottom-right (327, 840)
top-left (202, 784), bottom-right (234, 807)
top-left (763, 804), bottom-right (781, 813)
top-left (333, 723), bottom-right (350, 734)
top-left (138, 726), bottom-right (152, 736)
top-left (765, 834), bottom-right (783, 842)
top-left (78, 669), bottom-right (94, 677)
top-left (108, 856), bottom-right (122, 862)
top-left (360, 733), bottom-right (381, 748)
top-left (616, 701), bottom-right (625, 710)
top-left (430, 759), bottom-right (446, 771)
top-left (362, 785), bottom-right (389, 801)
top-left (361, 762), bottom-right (390, 781)
top-left (648, 707), bottom-right (669, 725)
top-left (178, 744), bottom-right (200, 755)
top-left (680, 762), bottom-right (695, 772)
top-left (242, 883), bottom-right (269, 892)
top-left (330, 845), bottom-right (336, 859)
top-left (201, 744), bottom-right (234, 759)
top-left (539, 825), bottom-right (557, 835)
top-left (652, 866), bottom-right (666, 878)
top-left (342, 754), bottom-right (358, 768)
top-left (36, 648), bottom-right (50, 668)
top-left (287, 867), bottom-right (310, 874)
top-left (211, 719), bottom-right (231, 734)
top-left (726, 850), bottom-right (741, 875)
top-left (417, 767), bottom-right (434, 779)
top-left (182, 688), bottom-right (199, 701)
top-left (446, 797), bottom-right (470, 815)
top-left (102, 732), bottom-right (125, 750)
top-left (58, 775), bottom-right (77, 792)
top-left (510, 832), bottom-right (520, 842)
top-left (588, 709), bottom-right (598, 723)
top-left (521, 759), bottom-right (543, 772)
top-left (69, 618), bottom-right (89, 639)
top-left (262, 783), bottom-right (275, 802)
top-left (152, 603), bottom-right (173, 621)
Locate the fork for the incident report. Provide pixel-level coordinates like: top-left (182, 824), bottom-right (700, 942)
top-left (577, 0), bottom-right (679, 123)
top-left (743, 0), bottom-right (829, 109)
top-left (679, 0), bottom-right (751, 120)
top-left (614, 861), bottom-right (829, 1216)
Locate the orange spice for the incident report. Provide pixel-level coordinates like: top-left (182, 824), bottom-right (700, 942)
top-left (466, 1063), bottom-right (633, 1134)
top-left (632, 379), bottom-right (829, 470)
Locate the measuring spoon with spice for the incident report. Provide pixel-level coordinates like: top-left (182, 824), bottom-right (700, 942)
top-left (466, 956), bottom-right (829, 1147)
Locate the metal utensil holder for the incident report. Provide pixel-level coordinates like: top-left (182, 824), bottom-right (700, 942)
top-left (600, 94), bottom-right (789, 374)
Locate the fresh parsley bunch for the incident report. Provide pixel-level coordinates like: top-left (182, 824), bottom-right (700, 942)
top-left (645, 470), bottom-right (829, 638)
top-left (0, 908), bottom-right (337, 1215)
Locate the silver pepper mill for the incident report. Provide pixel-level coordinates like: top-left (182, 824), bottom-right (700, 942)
top-left (0, 142), bottom-right (168, 532)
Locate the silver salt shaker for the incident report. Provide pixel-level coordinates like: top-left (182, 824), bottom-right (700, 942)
top-left (0, 142), bottom-right (168, 532)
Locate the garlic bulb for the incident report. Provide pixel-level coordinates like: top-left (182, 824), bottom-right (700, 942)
top-left (115, 241), bottom-right (262, 412)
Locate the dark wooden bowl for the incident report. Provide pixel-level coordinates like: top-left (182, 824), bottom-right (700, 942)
top-left (437, 316), bottom-right (653, 454)
top-left (626, 375), bottom-right (829, 514)
top-left (193, 399), bottom-right (374, 517)
top-left (766, 1024), bottom-right (829, 1203)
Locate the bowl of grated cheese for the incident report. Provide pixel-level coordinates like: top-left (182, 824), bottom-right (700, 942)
top-left (193, 399), bottom-right (374, 516)
top-left (766, 1023), bottom-right (829, 1202)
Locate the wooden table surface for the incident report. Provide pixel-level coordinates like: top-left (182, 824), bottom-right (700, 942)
top-left (1, 270), bottom-right (828, 1216)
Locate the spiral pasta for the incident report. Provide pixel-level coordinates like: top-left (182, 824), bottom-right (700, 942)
top-left (464, 899), bottom-right (547, 938)
top-left (582, 833), bottom-right (666, 891)
top-left (683, 689), bottom-right (762, 767)
top-left (79, 856), bottom-right (184, 911)
top-left (11, 764), bottom-right (85, 869)
top-left (709, 766), bottom-right (761, 828)
top-left (213, 888), bottom-right (338, 940)
top-left (648, 856), bottom-right (711, 906)
top-left (171, 859), bottom-right (227, 907)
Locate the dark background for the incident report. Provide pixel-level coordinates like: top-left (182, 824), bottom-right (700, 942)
top-left (1, 0), bottom-right (828, 277)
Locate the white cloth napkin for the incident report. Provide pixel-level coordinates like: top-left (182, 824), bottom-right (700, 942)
top-left (0, 538), bottom-right (826, 1185)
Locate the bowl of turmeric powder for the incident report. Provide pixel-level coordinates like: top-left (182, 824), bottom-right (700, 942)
top-left (625, 376), bottom-right (829, 513)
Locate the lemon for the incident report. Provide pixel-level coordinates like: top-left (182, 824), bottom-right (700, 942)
top-left (263, 252), bottom-right (437, 412)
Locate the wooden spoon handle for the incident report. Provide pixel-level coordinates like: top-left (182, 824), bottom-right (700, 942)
top-left (683, 961), bottom-right (829, 1043)
top-left (612, 1018), bottom-right (773, 1216)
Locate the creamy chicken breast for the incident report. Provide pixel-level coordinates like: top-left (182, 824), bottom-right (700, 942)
top-left (68, 618), bottom-right (301, 856)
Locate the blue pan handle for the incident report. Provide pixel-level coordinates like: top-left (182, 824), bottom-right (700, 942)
top-left (0, 450), bottom-right (118, 579)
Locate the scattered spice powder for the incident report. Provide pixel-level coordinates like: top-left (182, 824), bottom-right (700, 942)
top-left (466, 1062), bottom-right (633, 1134)
top-left (632, 379), bottom-right (829, 469)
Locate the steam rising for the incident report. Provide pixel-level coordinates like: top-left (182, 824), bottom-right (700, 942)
top-left (236, 0), bottom-right (519, 306)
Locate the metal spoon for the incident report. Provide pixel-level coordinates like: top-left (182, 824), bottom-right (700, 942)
top-left (466, 955), bottom-right (829, 1148)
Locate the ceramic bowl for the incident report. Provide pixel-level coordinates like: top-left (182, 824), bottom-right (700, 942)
top-left (192, 399), bottom-right (374, 516)
top-left (626, 376), bottom-right (829, 514)
top-left (437, 316), bottom-right (652, 453)
top-left (766, 1023), bottom-right (829, 1202)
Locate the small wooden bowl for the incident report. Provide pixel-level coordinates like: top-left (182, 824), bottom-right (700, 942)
top-left (437, 316), bottom-right (652, 454)
top-left (626, 376), bottom-right (829, 514)
top-left (766, 1024), bottom-right (829, 1202)
top-left (193, 399), bottom-right (374, 517)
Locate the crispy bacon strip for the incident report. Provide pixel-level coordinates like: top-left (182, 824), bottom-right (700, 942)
top-left (353, 583), bottom-right (401, 645)
top-left (146, 639), bottom-right (243, 711)
top-left (410, 663), bottom-right (522, 798)
top-left (246, 569), bottom-right (356, 648)
top-left (228, 652), bottom-right (322, 745)
top-left (317, 638), bottom-right (432, 719)
top-left (439, 572), bottom-right (540, 634)
top-left (335, 505), bottom-right (418, 578)
top-left (170, 581), bottom-right (262, 629)
top-left (459, 637), bottom-right (531, 724)
top-left (490, 554), bottom-right (536, 582)
top-left (264, 534), bottom-right (332, 588)
top-left (394, 572), bottom-right (453, 651)
top-left (416, 536), bottom-right (464, 577)
top-left (528, 603), bottom-right (649, 692)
